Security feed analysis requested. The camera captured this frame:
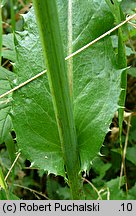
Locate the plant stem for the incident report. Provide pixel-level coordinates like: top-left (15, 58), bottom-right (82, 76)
top-left (106, 0), bottom-right (128, 188)
top-left (114, 3), bottom-right (127, 158)
top-left (33, 0), bottom-right (84, 199)
top-left (67, 0), bottom-right (73, 99)
top-left (118, 27), bottom-right (127, 151)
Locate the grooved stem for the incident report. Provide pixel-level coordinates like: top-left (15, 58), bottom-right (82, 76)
top-left (33, 0), bottom-right (84, 199)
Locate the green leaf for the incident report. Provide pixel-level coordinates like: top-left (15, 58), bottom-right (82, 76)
top-left (126, 146), bottom-right (136, 166)
top-left (127, 67), bottom-right (136, 78)
top-left (104, 177), bottom-right (127, 200)
top-left (129, 116), bottom-right (136, 140)
top-left (13, 9), bottom-right (64, 175)
top-left (12, 1), bottom-right (122, 176)
top-left (83, 183), bottom-right (99, 200)
top-left (121, 0), bottom-right (136, 14)
top-left (0, 67), bottom-right (14, 143)
top-left (47, 175), bottom-right (71, 200)
top-left (127, 183), bottom-right (136, 200)
top-left (73, 38), bottom-right (121, 170)
top-left (92, 157), bottom-right (111, 185)
top-left (2, 33), bottom-right (16, 62)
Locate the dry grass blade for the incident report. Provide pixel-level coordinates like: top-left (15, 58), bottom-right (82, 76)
top-left (4, 152), bottom-right (21, 181)
top-left (83, 177), bottom-right (102, 200)
top-left (119, 113), bottom-right (132, 191)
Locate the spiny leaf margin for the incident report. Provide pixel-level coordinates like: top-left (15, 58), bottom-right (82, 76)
top-left (12, 1), bottom-right (122, 175)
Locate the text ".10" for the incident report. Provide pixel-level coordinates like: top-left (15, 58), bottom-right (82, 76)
top-left (121, 203), bottom-right (132, 212)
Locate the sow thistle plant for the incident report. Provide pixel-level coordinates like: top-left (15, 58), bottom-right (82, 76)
top-left (0, 0), bottom-right (136, 199)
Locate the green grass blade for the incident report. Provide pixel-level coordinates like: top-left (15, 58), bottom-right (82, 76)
top-left (33, 0), bottom-right (84, 199)
top-left (9, 0), bottom-right (15, 31)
